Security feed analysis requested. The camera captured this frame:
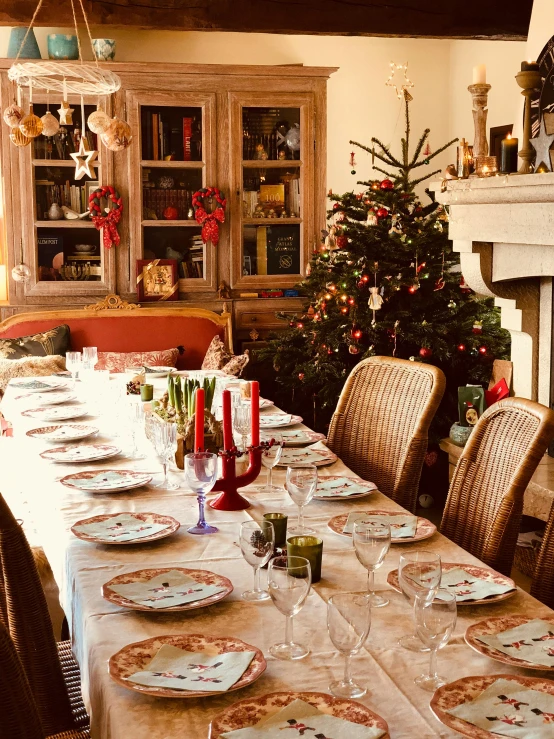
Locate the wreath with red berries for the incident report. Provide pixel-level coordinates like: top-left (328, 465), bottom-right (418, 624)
top-left (88, 185), bottom-right (123, 249)
top-left (192, 186), bottom-right (226, 246)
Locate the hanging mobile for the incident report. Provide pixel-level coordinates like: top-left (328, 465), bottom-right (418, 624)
top-left (12, 239), bottom-right (31, 283)
top-left (70, 96), bottom-right (98, 180)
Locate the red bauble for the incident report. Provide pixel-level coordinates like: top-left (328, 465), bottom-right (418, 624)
top-left (472, 321), bottom-right (483, 334)
top-left (380, 179), bottom-right (394, 191)
top-left (376, 207), bottom-right (389, 218)
top-left (419, 347), bottom-right (432, 358)
top-left (357, 279), bottom-right (365, 289)
top-left (349, 344), bottom-right (360, 355)
top-left (336, 235), bottom-right (348, 249)
top-left (457, 343), bottom-right (466, 352)
top-left (298, 372), bottom-right (305, 380)
top-left (478, 346), bottom-right (487, 354)
top-left (163, 206), bottom-right (179, 220)
top-left (332, 203), bottom-right (341, 210)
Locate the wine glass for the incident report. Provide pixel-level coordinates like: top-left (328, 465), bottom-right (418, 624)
top-left (233, 403), bottom-right (251, 451)
top-left (65, 351), bottom-right (82, 389)
top-left (414, 589), bottom-right (457, 691)
top-left (152, 419), bottom-right (177, 488)
top-left (268, 555), bottom-right (311, 660)
top-left (353, 520), bottom-right (391, 608)
top-left (286, 464), bottom-right (317, 535)
top-left (398, 551), bottom-right (442, 652)
top-left (260, 433), bottom-right (284, 492)
top-left (327, 592), bottom-right (371, 698)
top-left (126, 400), bottom-right (145, 460)
top-left (184, 452), bottom-right (219, 535)
top-left (239, 520), bottom-right (275, 601)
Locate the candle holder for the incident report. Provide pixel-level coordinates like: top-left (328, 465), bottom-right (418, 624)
top-left (468, 83), bottom-right (491, 160)
top-left (208, 445), bottom-right (265, 511)
top-left (474, 155), bottom-right (498, 177)
top-left (515, 68), bottom-right (542, 173)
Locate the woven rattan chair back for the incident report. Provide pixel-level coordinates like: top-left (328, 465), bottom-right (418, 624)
top-left (531, 502), bottom-right (554, 609)
top-left (440, 398), bottom-right (554, 576)
top-left (0, 493), bottom-right (77, 735)
top-left (326, 356), bottom-right (446, 512)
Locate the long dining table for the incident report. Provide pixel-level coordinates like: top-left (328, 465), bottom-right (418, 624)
top-left (1, 374), bottom-right (553, 739)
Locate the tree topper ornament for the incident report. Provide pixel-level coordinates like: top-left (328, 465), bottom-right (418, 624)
top-left (385, 62), bottom-right (415, 101)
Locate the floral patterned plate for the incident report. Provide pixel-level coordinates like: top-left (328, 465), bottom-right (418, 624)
top-left (209, 691), bottom-right (390, 738)
top-left (109, 634), bottom-right (266, 698)
top-left (26, 424), bottom-right (99, 442)
top-left (22, 405), bottom-right (88, 421)
top-left (276, 446), bottom-right (338, 468)
top-left (388, 562), bottom-right (516, 605)
top-left (71, 512), bottom-right (180, 545)
top-left (465, 615), bottom-right (554, 670)
top-left (40, 444), bottom-right (121, 464)
top-left (259, 414), bottom-right (303, 429)
top-left (10, 378), bottom-right (67, 392)
top-left (430, 674), bottom-right (554, 738)
top-left (329, 509), bottom-right (436, 542)
top-left (60, 469), bottom-right (152, 493)
top-left (15, 391), bottom-right (76, 405)
top-left (102, 567), bottom-right (233, 611)
top-left (313, 475), bottom-right (377, 501)
top-left (262, 429), bottom-right (326, 447)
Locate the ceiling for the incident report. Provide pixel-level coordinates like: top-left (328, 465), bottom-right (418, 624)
top-left (0, 0), bottom-right (533, 40)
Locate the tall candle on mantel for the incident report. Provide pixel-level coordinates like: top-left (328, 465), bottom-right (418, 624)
top-left (472, 64), bottom-right (486, 84)
top-left (194, 387), bottom-right (204, 452)
top-left (250, 381), bottom-right (260, 446)
top-left (222, 389), bottom-right (233, 451)
top-left (500, 133), bottom-right (518, 173)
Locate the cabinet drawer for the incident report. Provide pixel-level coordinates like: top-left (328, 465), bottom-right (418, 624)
top-left (238, 311), bottom-right (294, 329)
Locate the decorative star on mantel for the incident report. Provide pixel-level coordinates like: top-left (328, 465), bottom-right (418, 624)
top-left (530, 117), bottom-right (554, 172)
top-left (70, 138), bottom-right (98, 180)
top-left (385, 62), bottom-right (415, 101)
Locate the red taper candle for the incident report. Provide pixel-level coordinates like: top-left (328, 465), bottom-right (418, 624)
top-left (222, 389), bottom-right (233, 451)
top-left (194, 388), bottom-right (205, 452)
top-left (250, 381), bottom-right (260, 446)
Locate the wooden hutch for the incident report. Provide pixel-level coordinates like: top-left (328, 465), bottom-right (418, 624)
top-left (0, 60), bottom-right (336, 349)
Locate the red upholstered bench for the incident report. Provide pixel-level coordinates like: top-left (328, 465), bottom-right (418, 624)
top-left (0, 295), bottom-right (232, 371)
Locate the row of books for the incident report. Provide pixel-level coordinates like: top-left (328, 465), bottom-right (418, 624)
top-left (143, 189), bottom-right (194, 220)
top-left (36, 182), bottom-right (89, 218)
top-left (142, 113), bottom-right (201, 161)
top-left (180, 235), bottom-right (203, 278)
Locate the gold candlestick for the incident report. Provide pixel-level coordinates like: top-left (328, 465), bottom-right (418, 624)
top-left (515, 68), bottom-right (542, 174)
top-left (468, 83), bottom-right (492, 159)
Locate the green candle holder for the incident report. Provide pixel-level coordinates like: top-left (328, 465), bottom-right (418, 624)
top-left (140, 384), bottom-right (154, 402)
top-left (263, 512), bottom-right (288, 548)
top-left (287, 535), bottom-right (323, 583)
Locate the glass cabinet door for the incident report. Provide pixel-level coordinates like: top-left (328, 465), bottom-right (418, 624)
top-left (229, 93), bottom-right (314, 289)
top-left (127, 91), bottom-right (216, 295)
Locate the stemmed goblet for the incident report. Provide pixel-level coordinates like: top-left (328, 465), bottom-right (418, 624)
top-left (184, 452), bottom-right (219, 535)
top-left (398, 551), bottom-right (442, 652)
top-left (353, 520), bottom-right (391, 608)
top-left (327, 592), bottom-right (371, 698)
top-left (233, 403), bottom-right (251, 451)
top-left (127, 400), bottom-right (145, 460)
top-left (286, 464), bottom-right (317, 535)
top-left (260, 433), bottom-right (283, 492)
top-left (414, 589), bottom-right (457, 691)
top-left (152, 419), bottom-right (177, 487)
top-left (239, 520), bottom-right (275, 601)
top-left (268, 555), bottom-right (311, 660)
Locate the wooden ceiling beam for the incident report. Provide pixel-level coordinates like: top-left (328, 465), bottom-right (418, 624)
top-left (0, 0), bottom-right (532, 40)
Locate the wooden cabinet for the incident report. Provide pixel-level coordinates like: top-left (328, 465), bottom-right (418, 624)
top-left (0, 61), bottom-right (336, 344)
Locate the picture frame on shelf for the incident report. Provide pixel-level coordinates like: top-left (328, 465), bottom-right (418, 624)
top-left (85, 180), bottom-right (100, 208)
top-left (136, 259), bottom-right (179, 302)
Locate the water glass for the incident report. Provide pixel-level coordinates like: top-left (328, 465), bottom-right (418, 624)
top-left (414, 589), bottom-right (457, 691)
top-left (268, 555), bottom-right (311, 660)
top-left (184, 452), bottom-right (219, 535)
top-left (239, 520), bottom-right (275, 601)
top-left (233, 403), bottom-right (251, 451)
top-left (353, 520), bottom-right (391, 608)
top-left (65, 351), bottom-right (81, 388)
top-left (260, 433), bottom-right (283, 492)
top-left (152, 418), bottom-right (177, 487)
top-left (82, 346), bottom-right (98, 372)
top-left (327, 592), bottom-right (371, 698)
top-left (398, 551), bottom-right (442, 652)
top-left (286, 464), bottom-right (317, 535)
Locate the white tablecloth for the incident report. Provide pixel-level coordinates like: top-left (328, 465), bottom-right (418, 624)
top-left (1, 376), bottom-right (552, 739)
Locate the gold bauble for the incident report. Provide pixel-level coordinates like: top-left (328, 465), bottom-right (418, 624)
top-left (19, 105), bottom-right (43, 138)
top-left (87, 109), bottom-right (110, 135)
top-left (101, 116), bottom-right (133, 152)
top-left (3, 103), bottom-right (24, 128)
top-left (40, 110), bottom-right (60, 137)
top-left (10, 127), bottom-right (31, 147)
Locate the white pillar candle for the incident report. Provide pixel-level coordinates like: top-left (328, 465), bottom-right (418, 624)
top-left (472, 64), bottom-right (487, 84)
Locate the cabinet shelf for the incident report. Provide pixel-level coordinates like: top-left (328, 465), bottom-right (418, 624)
top-left (141, 220), bottom-right (199, 227)
top-left (243, 218), bottom-right (302, 225)
top-left (35, 220), bottom-right (96, 228)
top-left (243, 160), bottom-right (302, 169)
top-left (33, 159), bottom-right (101, 168)
top-left (141, 160), bottom-right (204, 169)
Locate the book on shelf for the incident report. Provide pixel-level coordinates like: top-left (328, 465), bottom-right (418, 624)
top-left (152, 113), bottom-right (159, 160)
top-left (183, 118), bottom-right (192, 161)
top-left (256, 227), bottom-right (268, 275)
top-left (259, 184), bottom-right (285, 214)
top-left (256, 224), bottom-right (300, 275)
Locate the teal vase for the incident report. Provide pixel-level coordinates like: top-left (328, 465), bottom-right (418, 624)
top-left (7, 27), bottom-right (41, 59)
top-left (47, 34), bottom-right (79, 60)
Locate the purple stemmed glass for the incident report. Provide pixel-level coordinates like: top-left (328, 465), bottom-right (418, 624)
top-left (184, 452), bottom-right (219, 535)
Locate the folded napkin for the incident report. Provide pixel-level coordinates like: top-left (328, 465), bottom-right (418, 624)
top-left (447, 677), bottom-right (554, 738)
top-left (260, 414), bottom-right (293, 427)
top-left (477, 619), bottom-right (554, 668)
top-left (317, 476), bottom-right (376, 497)
top-left (343, 511), bottom-right (417, 537)
top-left (109, 569), bottom-right (226, 609)
top-left (280, 446), bottom-right (329, 466)
top-left (127, 643), bottom-right (255, 692)
top-left (440, 567), bottom-right (515, 602)
top-left (221, 698), bottom-right (386, 738)
top-left (279, 430), bottom-right (310, 441)
top-left (74, 513), bottom-right (169, 542)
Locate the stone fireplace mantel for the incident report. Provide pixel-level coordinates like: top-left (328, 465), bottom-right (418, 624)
top-left (431, 173), bottom-right (554, 406)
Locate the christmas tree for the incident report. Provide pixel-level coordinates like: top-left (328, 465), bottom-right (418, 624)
top-left (258, 91), bottom-right (510, 441)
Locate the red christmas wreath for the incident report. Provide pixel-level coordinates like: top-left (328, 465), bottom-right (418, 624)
top-left (192, 186), bottom-right (226, 246)
top-left (88, 185), bottom-right (123, 249)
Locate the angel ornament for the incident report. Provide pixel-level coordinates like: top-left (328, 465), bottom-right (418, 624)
top-left (368, 286), bottom-right (383, 326)
top-left (389, 213), bottom-right (402, 235)
top-left (324, 225), bottom-right (338, 250)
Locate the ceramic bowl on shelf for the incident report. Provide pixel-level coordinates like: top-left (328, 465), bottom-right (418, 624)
top-left (92, 38), bottom-right (116, 61)
top-left (74, 244), bottom-right (96, 254)
top-left (47, 34), bottom-right (79, 60)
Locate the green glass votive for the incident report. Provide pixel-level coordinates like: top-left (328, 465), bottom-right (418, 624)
top-left (287, 535), bottom-right (323, 583)
top-left (263, 513), bottom-right (288, 548)
top-left (140, 384), bottom-right (154, 401)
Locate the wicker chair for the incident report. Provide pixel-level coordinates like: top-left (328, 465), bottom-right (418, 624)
top-left (530, 501), bottom-right (554, 609)
top-left (0, 493), bottom-right (89, 736)
top-left (326, 356), bottom-right (446, 512)
top-left (440, 398), bottom-right (554, 577)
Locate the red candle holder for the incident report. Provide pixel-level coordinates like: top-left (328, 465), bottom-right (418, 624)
top-left (208, 445), bottom-right (264, 511)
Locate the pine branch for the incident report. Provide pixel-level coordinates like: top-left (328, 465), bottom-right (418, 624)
top-left (408, 168), bottom-right (442, 189)
top-left (371, 166), bottom-right (397, 179)
top-left (409, 129), bottom-right (430, 167)
top-left (368, 137), bottom-right (403, 168)
top-left (411, 138), bottom-right (459, 170)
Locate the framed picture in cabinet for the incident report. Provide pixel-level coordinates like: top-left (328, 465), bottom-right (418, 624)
top-left (136, 259), bottom-right (179, 302)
